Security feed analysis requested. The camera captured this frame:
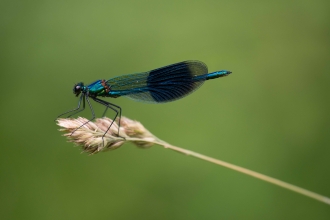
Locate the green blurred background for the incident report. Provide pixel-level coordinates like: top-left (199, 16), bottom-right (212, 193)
top-left (1, 0), bottom-right (330, 219)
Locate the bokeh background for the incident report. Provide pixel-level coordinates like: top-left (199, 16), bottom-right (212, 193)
top-left (1, 0), bottom-right (330, 219)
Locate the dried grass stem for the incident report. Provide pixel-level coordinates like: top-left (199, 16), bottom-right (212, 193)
top-left (57, 117), bottom-right (330, 206)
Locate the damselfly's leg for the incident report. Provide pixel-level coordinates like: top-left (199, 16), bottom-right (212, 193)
top-left (100, 100), bottom-right (122, 134)
top-left (67, 97), bottom-right (86, 118)
top-left (70, 95), bottom-right (95, 135)
top-left (56, 94), bottom-right (85, 120)
top-left (93, 97), bottom-right (124, 145)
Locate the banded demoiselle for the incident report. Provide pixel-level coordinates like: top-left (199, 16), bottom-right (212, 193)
top-left (57, 60), bottom-right (232, 139)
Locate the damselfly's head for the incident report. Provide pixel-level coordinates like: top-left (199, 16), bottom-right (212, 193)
top-left (73, 82), bottom-right (84, 97)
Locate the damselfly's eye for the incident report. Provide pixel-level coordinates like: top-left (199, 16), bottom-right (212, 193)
top-left (73, 83), bottom-right (84, 96)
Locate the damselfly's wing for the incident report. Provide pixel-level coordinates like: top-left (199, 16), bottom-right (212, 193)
top-left (107, 60), bottom-right (208, 103)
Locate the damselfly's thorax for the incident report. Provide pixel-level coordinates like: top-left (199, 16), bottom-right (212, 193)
top-left (101, 79), bottom-right (111, 93)
top-left (73, 82), bottom-right (86, 97)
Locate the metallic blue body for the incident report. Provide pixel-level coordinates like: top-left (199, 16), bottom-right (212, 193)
top-left (57, 60), bottom-right (232, 143)
top-left (86, 60), bottom-right (231, 103)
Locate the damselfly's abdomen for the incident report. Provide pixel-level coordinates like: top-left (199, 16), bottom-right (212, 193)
top-left (106, 61), bottom-right (231, 103)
